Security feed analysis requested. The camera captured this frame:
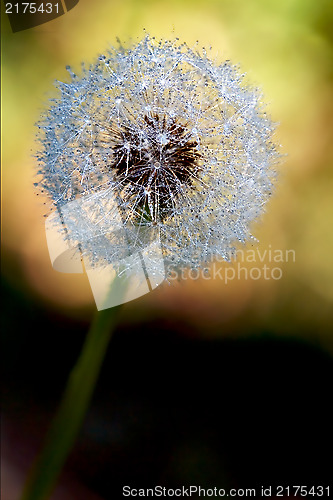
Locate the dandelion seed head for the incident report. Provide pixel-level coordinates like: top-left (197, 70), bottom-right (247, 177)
top-left (37, 36), bottom-right (279, 272)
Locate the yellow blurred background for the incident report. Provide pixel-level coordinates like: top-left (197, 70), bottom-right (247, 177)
top-left (2, 0), bottom-right (333, 351)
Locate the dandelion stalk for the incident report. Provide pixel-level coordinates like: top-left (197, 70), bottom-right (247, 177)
top-left (21, 301), bottom-right (122, 500)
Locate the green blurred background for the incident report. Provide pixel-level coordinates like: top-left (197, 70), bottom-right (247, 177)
top-left (2, 0), bottom-right (333, 498)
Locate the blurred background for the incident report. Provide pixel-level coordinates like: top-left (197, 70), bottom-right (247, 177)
top-left (2, 0), bottom-right (333, 498)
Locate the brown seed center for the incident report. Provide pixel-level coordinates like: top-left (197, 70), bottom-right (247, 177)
top-left (109, 113), bottom-right (201, 222)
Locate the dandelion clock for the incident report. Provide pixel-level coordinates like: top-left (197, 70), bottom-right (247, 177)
top-left (36, 36), bottom-right (279, 310)
top-left (23, 38), bottom-right (279, 499)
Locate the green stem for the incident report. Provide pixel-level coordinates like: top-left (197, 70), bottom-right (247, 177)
top-left (21, 304), bottom-right (121, 500)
